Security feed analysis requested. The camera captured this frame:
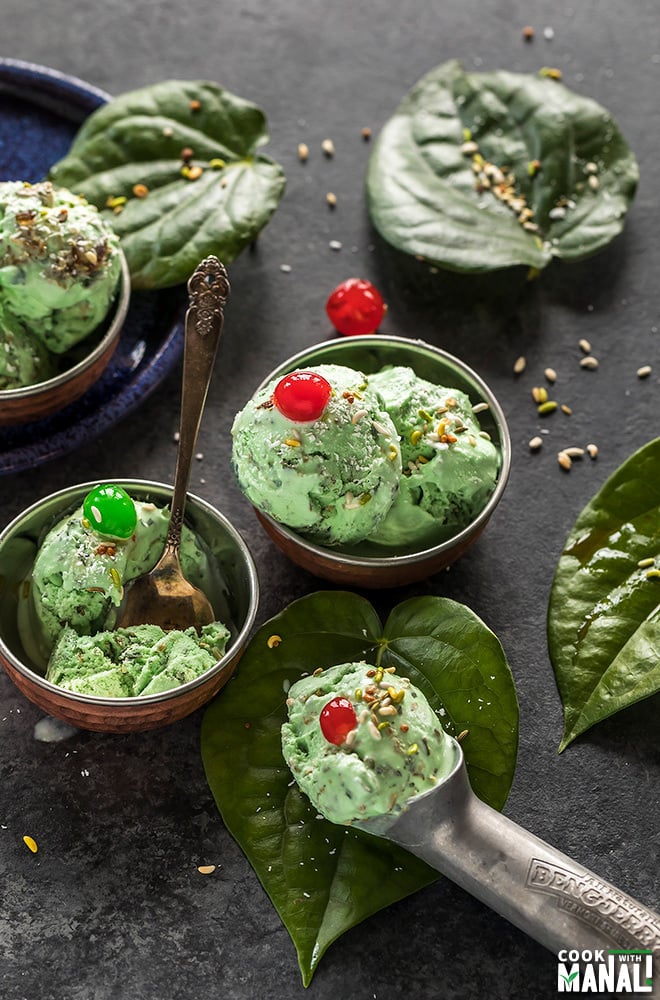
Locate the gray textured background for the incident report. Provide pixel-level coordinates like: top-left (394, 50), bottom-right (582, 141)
top-left (1, 1), bottom-right (659, 998)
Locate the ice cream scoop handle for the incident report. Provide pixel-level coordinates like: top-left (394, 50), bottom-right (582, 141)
top-left (168, 257), bottom-right (230, 549)
top-left (386, 761), bottom-right (660, 967)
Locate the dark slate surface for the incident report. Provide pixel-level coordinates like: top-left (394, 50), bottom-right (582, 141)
top-left (1, 2), bottom-right (659, 998)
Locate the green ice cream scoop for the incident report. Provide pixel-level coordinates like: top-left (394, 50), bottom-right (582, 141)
top-left (0, 180), bottom-right (122, 354)
top-left (368, 366), bottom-right (500, 548)
top-left (20, 496), bottom-right (216, 668)
top-left (46, 621), bottom-right (230, 698)
top-left (0, 311), bottom-right (56, 389)
top-left (231, 364), bottom-right (402, 546)
top-left (281, 660), bottom-right (456, 824)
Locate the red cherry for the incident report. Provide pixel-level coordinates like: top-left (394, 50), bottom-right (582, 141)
top-left (320, 697), bottom-right (358, 746)
top-left (325, 278), bottom-right (385, 336)
top-left (272, 370), bottom-right (332, 421)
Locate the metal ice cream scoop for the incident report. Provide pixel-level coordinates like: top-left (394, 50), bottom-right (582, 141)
top-left (117, 256), bottom-right (229, 632)
top-left (356, 737), bottom-right (660, 991)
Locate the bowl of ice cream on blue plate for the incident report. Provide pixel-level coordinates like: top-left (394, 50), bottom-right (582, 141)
top-left (0, 479), bottom-right (259, 732)
top-left (0, 180), bottom-right (129, 426)
top-left (231, 335), bottom-right (511, 588)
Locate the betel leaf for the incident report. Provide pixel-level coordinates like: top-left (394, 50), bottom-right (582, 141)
top-left (548, 438), bottom-right (660, 752)
top-left (201, 592), bottom-right (518, 985)
top-left (366, 59), bottom-right (638, 273)
top-left (49, 80), bottom-right (286, 289)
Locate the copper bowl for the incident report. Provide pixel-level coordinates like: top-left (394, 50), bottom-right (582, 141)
top-left (0, 251), bottom-right (130, 426)
top-left (248, 335), bottom-right (511, 588)
top-left (0, 479), bottom-right (259, 732)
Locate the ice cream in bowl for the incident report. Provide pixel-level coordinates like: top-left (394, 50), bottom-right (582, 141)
top-left (0, 180), bottom-right (129, 425)
top-left (0, 479), bottom-right (259, 732)
top-left (231, 335), bottom-right (511, 587)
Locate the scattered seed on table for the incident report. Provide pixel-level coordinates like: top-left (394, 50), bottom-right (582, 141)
top-left (544, 367), bottom-right (557, 383)
top-left (329, 240), bottom-right (342, 251)
top-left (513, 355), bottom-right (526, 374)
top-left (580, 356), bottom-right (599, 370)
top-left (532, 386), bottom-right (548, 403)
top-left (538, 400), bottom-right (558, 415)
top-left (586, 443), bottom-right (599, 459)
top-left (326, 192), bottom-right (337, 208)
top-left (529, 436), bottom-right (543, 451)
top-left (279, 264), bottom-right (292, 273)
top-left (564, 446), bottom-right (585, 458)
top-left (579, 338), bottom-right (592, 353)
top-left (361, 126), bottom-right (372, 140)
top-left (637, 364), bottom-right (652, 378)
top-left (197, 865), bottom-right (216, 875)
top-left (297, 142), bottom-right (309, 162)
top-left (543, 26), bottom-right (555, 40)
top-left (321, 138), bottom-right (335, 157)
top-left (558, 451), bottom-right (572, 471)
top-left (522, 25), bottom-right (535, 40)
top-left (23, 835), bottom-right (38, 854)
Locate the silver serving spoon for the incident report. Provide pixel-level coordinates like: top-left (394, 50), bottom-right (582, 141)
top-left (116, 256), bottom-right (230, 632)
top-left (357, 736), bottom-right (660, 990)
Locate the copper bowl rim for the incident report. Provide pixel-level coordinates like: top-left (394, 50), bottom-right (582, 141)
top-left (0, 249), bottom-right (130, 402)
top-left (0, 478), bottom-right (260, 708)
top-left (252, 334), bottom-right (511, 570)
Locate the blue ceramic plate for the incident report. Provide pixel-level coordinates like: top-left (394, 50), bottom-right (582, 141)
top-left (0, 59), bottom-right (184, 475)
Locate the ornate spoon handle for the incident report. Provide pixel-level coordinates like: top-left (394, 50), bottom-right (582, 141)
top-left (167, 256), bottom-right (230, 551)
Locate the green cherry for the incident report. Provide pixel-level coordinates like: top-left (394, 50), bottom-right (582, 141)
top-left (83, 484), bottom-right (137, 539)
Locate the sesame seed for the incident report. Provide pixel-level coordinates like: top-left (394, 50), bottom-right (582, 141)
top-left (321, 138), bottom-right (335, 157)
top-left (529, 436), bottom-right (543, 451)
top-left (579, 338), bottom-right (592, 353)
top-left (297, 142), bottom-right (309, 162)
top-left (513, 355), bottom-right (526, 374)
top-left (544, 367), bottom-right (557, 383)
top-left (326, 192), bottom-right (337, 208)
top-left (329, 240), bottom-right (342, 251)
top-left (637, 364), bottom-right (652, 378)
